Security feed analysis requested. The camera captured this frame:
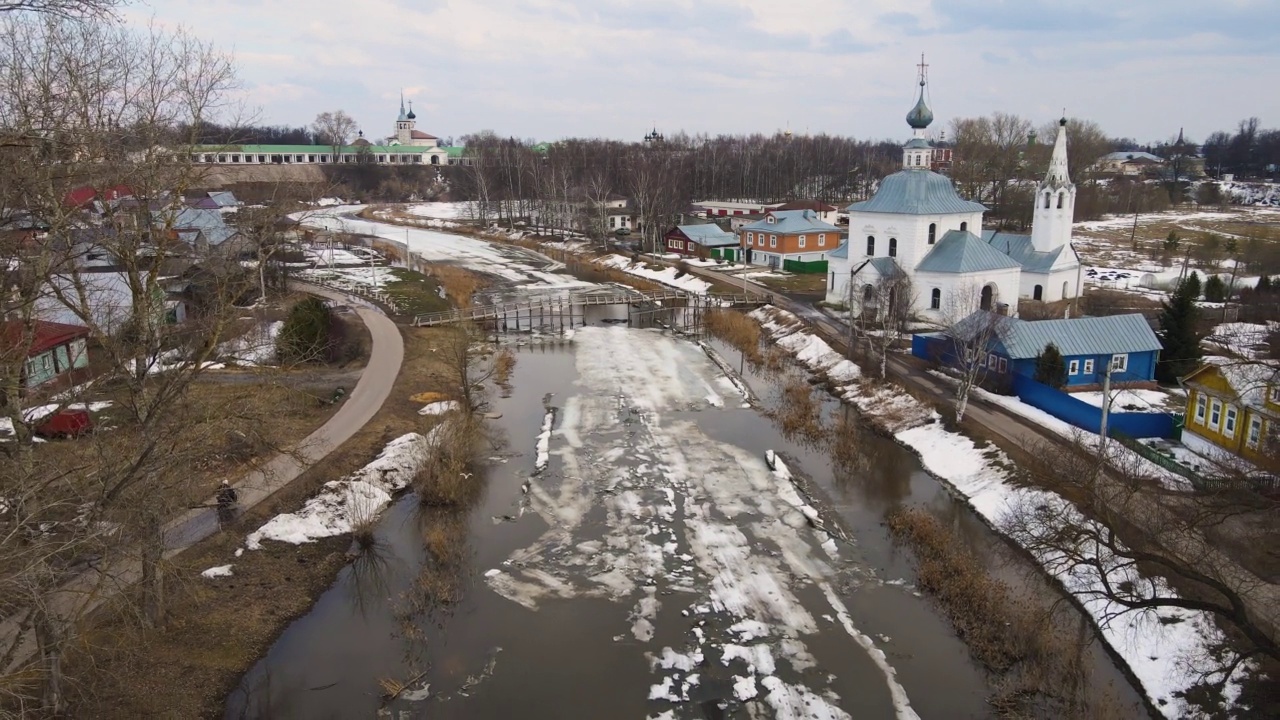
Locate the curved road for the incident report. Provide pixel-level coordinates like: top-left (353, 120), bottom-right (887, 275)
top-left (2, 284), bottom-right (404, 675)
top-left (164, 283), bottom-right (404, 549)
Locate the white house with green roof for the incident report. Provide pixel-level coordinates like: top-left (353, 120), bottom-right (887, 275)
top-left (191, 97), bottom-right (449, 166)
top-left (825, 69), bottom-right (1082, 319)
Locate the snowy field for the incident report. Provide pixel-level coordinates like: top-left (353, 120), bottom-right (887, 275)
top-left (404, 201), bottom-right (469, 220)
top-left (486, 327), bottom-right (918, 718)
top-left (1204, 322), bottom-right (1276, 359)
top-left (750, 306), bottom-right (1247, 717)
top-left (597, 255), bottom-right (713, 294)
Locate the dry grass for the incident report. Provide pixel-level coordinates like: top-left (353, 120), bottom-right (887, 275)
top-left (752, 272), bottom-right (828, 295)
top-left (887, 508), bottom-right (1129, 718)
top-left (493, 347), bottom-right (516, 390)
top-left (414, 413), bottom-right (484, 507)
top-left (428, 265), bottom-right (483, 308)
top-left (772, 376), bottom-right (826, 447)
top-left (705, 310), bottom-right (763, 368)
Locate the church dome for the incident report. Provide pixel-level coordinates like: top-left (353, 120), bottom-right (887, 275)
top-left (846, 170), bottom-right (986, 215)
top-left (906, 82), bottom-right (933, 130)
top-left (407, 101), bottom-right (416, 120)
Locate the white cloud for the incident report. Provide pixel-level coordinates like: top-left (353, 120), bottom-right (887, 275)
top-left (129, 0), bottom-right (1280, 143)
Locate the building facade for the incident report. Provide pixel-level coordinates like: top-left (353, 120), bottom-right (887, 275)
top-left (1180, 359), bottom-right (1279, 469)
top-left (825, 72), bottom-right (1082, 318)
top-left (665, 224), bottom-right (739, 260)
top-left (739, 209), bottom-right (841, 269)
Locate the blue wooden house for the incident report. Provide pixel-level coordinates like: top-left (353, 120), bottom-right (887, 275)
top-left (916, 311), bottom-right (1162, 389)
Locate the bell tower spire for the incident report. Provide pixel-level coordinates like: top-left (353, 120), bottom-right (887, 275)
top-left (1030, 116), bottom-right (1076, 252)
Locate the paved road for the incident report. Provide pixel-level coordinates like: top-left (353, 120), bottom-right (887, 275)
top-left (1, 283), bottom-right (404, 676)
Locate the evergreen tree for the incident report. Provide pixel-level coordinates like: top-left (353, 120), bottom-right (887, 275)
top-left (1156, 276), bottom-right (1202, 383)
top-left (1183, 270), bottom-right (1202, 299)
top-left (1257, 274), bottom-right (1272, 293)
top-left (1034, 343), bottom-right (1067, 388)
top-left (276, 296), bottom-right (334, 363)
top-left (1203, 274), bottom-right (1227, 303)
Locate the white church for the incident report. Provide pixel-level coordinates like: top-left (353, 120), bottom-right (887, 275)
top-left (825, 75), bottom-right (1083, 319)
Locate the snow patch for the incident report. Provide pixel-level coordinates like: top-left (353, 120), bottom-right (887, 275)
top-left (201, 564), bottom-right (233, 578)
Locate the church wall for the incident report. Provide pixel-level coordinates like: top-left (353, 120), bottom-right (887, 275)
top-left (914, 267), bottom-right (1021, 319)
top-left (846, 210), bottom-right (985, 273)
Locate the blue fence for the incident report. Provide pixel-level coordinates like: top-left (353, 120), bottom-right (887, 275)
top-left (1011, 375), bottom-right (1174, 439)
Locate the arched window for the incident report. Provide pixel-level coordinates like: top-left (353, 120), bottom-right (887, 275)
top-left (888, 238), bottom-right (897, 257)
top-left (928, 223), bottom-right (937, 244)
top-left (1057, 192), bottom-right (1064, 209)
top-left (1044, 191), bottom-right (1052, 209)
top-left (980, 284), bottom-right (994, 311)
top-left (1063, 280), bottom-right (1070, 298)
top-left (431, 155), bottom-right (440, 165)
top-left (866, 236), bottom-right (875, 256)
top-left (931, 288), bottom-right (941, 309)
top-left (1033, 285), bottom-right (1043, 301)
top-left (960, 221), bottom-right (968, 232)
top-left (862, 285), bottom-right (874, 303)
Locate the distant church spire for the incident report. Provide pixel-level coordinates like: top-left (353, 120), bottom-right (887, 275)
top-left (1030, 116), bottom-right (1076, 252)
top-left (1042, 116), bottom-right (1072, 189)
top-left (398, 91), bottom-right (408, 122)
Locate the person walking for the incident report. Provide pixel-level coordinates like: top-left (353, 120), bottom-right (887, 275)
top-left (215, 480), bottom-right (238, 526)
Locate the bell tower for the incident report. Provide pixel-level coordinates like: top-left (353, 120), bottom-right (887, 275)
top-left (1030, 117), bottom-right (1076, 252)
top-left (396, 92), bottom-right (413, 145)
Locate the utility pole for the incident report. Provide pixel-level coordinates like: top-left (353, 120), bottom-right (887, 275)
top-left (1098, 366), bottom-right (1112, 454)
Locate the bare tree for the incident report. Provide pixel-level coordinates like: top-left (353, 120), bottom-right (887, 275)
top-left (937, 284), bottom-right (1009, 422)
top-left (0, 0), bottom-right (120, 18)
top-left (312, 110), bottom-right (357, 163)
top-left (850, 271), bottom-right (915, 380)
top-left (0, 15), bottom-right (249, 712)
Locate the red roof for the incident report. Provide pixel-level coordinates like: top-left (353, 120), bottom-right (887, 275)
top-left (1, 320), bottom-right (90, 356)
top-left (410, 130), bottom-right (438, 140)
top-left (63, 184), bottom-right (134, 209)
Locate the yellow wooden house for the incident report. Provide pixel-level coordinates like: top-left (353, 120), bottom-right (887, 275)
top-left (1179, 359), bottom-right (1279, 467)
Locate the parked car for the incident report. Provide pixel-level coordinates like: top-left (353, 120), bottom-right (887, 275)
top-left (614, 228), bottom-right (631, 236)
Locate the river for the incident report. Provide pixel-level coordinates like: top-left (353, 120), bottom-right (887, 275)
top-left (229, 211), bottom-right (1148, 718)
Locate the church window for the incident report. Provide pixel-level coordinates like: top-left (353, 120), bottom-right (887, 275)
top-left (928, 223), bottom-right (936, 244)
top-left (818, 234), bottom-right (826, 246)
top-left (308, 155), bottom-right (316, 163)
top-left (866, 236), bottom-right (875, 256)
top-left (930, 288), bottom-right (941, 309)
top-left (430, 156), bottom-right (438, 165)
top-left (1057, 192), bottom-right (1064, 209)
top-left (959, 222), bottom-right (967, 232)
top-left (1062, 281), bottom-right (1069, 298)
top-left (258, 155), bottom-right (267, 163)
top-left (1033, 285), bottom-right (1043, 301)
top-left (888, 238), bottom-right (897, 257)
top-left (1044, 192), bottom-right (1052, 209)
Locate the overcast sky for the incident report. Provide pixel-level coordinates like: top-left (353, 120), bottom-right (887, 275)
top-left (130, 0), bottom-right (1279, 145)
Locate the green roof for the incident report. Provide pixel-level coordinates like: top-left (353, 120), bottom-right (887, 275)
top-left (193, 144), bottom-right (441, 155)
top-left (445, 146), bottom-right (465, 158)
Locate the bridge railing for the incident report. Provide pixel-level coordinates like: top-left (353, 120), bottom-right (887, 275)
top-left (411, 288), bottom-right (772, 327)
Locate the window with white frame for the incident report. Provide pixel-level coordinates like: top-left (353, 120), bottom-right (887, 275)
top-left (998, 357), bottom-right (1008, 373)
top-left (770, 235), bottom-right (777, 248)
top-left (1195, 394), bottom-right (1207, 423)
top-left (746, 232), bottom-right (752, 243)
top-left (1083, 359), bottom-right (1094, 375)
top-left (818, 234), bottom-right (826, 247)
top-left (987, 353), bottom-right (997, 369)
top-left (798, 235), bottom-right (806, 248)
top-left (1270, 386), bottom-right (1280, 404)
top-left (1209, 399), bottom-right (1222, 430)
top-left (1225, 406), bottom-right (1238, 438)
top-left (1068, 360), bottom-right (1079, 375)
top-left (1248, 416), bottom-right (1263, 448)
top-left (1110, 354), bottom-right (1128, 372)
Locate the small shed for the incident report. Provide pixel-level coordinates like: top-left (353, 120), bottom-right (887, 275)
top-left (2, 320), bottom-right (91, 389)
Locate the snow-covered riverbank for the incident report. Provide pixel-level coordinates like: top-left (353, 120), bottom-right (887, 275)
top-left (749, 305), bottom-right (1249, 718)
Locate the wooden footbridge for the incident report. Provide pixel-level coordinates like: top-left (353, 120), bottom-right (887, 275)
top-left (411, 288), bottom-right (772, 330)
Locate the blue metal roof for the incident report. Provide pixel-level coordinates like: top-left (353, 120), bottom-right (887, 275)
top-left (845, 170), bottom-right (986, 215)
top-left (675, 224), bottom-right (737, 247)
top-left (959, 311), bottom-right (1163, 359)
top-left (154, 207), bottom-right (238, 247)
top-left (829, 241), bottom-right (849, 259)
top-left (915, 230), bottom-right (1022, 274)
top-left (854, 257), bottom-right (905, 279)
top-left (741, 209), bottom-right (839, 235)
top-left (981, 230), bottom-right (1076, 274)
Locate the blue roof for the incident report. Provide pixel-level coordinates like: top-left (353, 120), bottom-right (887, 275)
top-left (742, 209), bottom-right (839, 235)
top-left (981, 230), bottom-right (1076, 274)
top-left (675, 224), bottom-right (737, 247)
top-left (208, 191), bottom-right (238, 208)
top-left (846, 170), bottom-right (986, 216)
top-left (153, 207), bottom-right (238, 247)
top-left (958, 311), bottom-right (1163, 359)
top-left (829, 241), bottom-right (849, 259)
top-left (915, 230), bottom-right (1023, 274)
top-left (853, 257), bottom-right (905, 279)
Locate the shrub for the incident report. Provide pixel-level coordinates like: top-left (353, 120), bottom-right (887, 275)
top-left (414, 415), bottom-right (482, 507)
top-left (277, 296), bottom-right (333, 363)
top-left (1203, 274), bottom-right (1227, 303)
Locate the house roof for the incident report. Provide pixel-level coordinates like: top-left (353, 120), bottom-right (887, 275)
top-left (445, 146), bottom-right (465, 158)
top-left (773, 199), bottom-right (836, 213)
top-left (1182, 357), bottom-right (1280, 410)
top-left (674, 224), bottom-right (737, 247)
top-left (852, 257), bottom-right (905, 279)
top-left (741, 209), bottom-right (839, 234)
top-left (1, 319), bottom-right (89, 356)
top-left (916, 230), bottom-right (1023, 274)
top-left (186, 197), bottom-right (220, 209)
top-left (846, 170), bottom-right (986, 216)
top-left (207, 191), bottom-right (238, 207)
top-left (981, 230), bottom-right (1074, 274)
top-left (154, 207), bottom-right (238, 247)
top-left (194, 144), bottom-right (440, 155)
top-left (1100, 151), bottom-right (1164, 164)
top-left (410, 130), bottom-right (437, 140)
top-left (962, 311), bottom-right (1163, 359)
top-left (829, 241), bottom-right (849, 259)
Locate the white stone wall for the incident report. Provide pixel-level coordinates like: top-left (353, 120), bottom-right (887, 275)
top-left (846, 210), bottom-right (985, 274)
top-left (914, 266), bottom-right (1022, 320)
